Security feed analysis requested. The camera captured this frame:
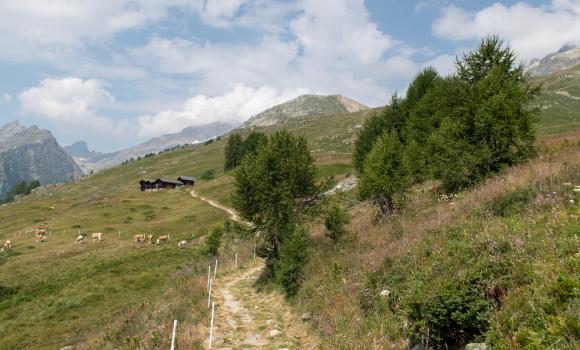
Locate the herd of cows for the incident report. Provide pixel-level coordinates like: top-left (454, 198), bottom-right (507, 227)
top-left (1, 229), bottom-right (189, 252)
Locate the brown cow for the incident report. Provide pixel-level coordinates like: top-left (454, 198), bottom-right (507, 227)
top-left (3, 240), bottom-right (11, 249)
top-left (134, 234), bottom-right (145, 243)
top-left (76, 235), bottom-right (84, 244)
top-left (156, 235), bottom-right (169, 244)
top-left (147, 234), bottom-right (153, 243)
top-left (92, 232), bottom-right (103, 242)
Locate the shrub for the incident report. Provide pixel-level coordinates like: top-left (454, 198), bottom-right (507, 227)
top-left (204, 225), bottom-right (223, 257)
top-left (200, 169), bottom-right (215, 180)
top-left (276, 226), bottom-right (310, 297)
top-left (484, 187), bottom-right (535, 217)
top-left (323, 200), bottom-right (350, 243)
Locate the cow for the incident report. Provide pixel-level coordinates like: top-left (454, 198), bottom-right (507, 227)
top-left (76, 235), bottom-right (84, 244)
top-left (3, 240), bottom-right (11, 249)
top-left (92, 232), bottom-right (103, 242)
top-left (156, 235), bottom-right (169, 244)
top-left (147, 234), bottom-right (153, 243)
top-left (36, 229), bottom-right (47, 242)
top-left (134, 234), bottom-right (145, 243)
top-left (178, 240), bottom-right (187, 249)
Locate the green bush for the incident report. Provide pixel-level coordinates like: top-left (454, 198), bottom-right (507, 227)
top-left (323, 200), bottom-right (350, 243)
top-left (200, 169), bottom-right (215, 180)
top-left (484, 188), bottom-right (536, 217)
top-left (203, 225), bottom-right (223, 257)
top-left (276, 226), bottom-right (310, 297)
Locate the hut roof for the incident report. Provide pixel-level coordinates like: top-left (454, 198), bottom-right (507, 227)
top-left (156, 178), bottom-right (184, 185)
top-left (178, 176), bottom-right (196, 182)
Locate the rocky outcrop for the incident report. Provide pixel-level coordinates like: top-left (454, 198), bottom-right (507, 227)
top-left (242, 94), bottom-right (369, 127)
top-left (527, 44), bottom-right (580, 76)
top-left (63, 141), bottom-right (99, 158)
top-left (0, 121), bottom-right (83, 198)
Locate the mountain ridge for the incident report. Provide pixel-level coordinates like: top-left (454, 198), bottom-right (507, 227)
top-left (527, 44), bottom-right (580, 76)
top-left (242, 94), bottom-right (369, 127)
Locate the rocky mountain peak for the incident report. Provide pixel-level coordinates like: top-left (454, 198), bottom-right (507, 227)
top-left (527, 44), bottom-right (580, 76)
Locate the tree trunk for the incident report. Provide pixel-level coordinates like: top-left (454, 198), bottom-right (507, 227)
top-left (378, 193), bottom-right (394, 217)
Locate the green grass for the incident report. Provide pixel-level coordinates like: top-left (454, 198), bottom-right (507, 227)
top-left (0, 93), bottom-right (577, 348)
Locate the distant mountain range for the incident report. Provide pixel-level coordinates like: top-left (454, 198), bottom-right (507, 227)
top-left (527, 44), bottom-right (580, 76)
top-left (0, 121), bottom-right (82, 198)
top-left (67, 121), bottom-right (235, 172)
top-left (242, 94), bottom-right (369, 127)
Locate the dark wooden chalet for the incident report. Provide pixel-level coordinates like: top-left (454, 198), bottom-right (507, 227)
top-left (152, 178), bottom-right (184, 189)
top-left (139, 179), bottom-right (154, 191)
top-left (177, 176), bottom-right (196, 187)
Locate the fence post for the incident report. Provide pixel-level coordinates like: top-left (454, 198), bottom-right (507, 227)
top-left (207, 265), bottom-right (211, 290)
top-left (207, 278), bottom-right (213, 308)
top-left (170, 319), bottom-right (177, 350)
top-left (213, 259), bottom-right (218, 279)
top-left (209, 302), bottom-right (215, 348)
top-left (235, 253), bottom-right (238, 269)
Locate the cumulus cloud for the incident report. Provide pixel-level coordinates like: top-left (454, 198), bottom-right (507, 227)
top-left (18, 78), bottom-right (133, 138)
top-left (433, 1), bottom-right (580, 61)
top-left (0, 0), bottom-right (189, 60)
top-left (137, 84), bottom-right (309, 137)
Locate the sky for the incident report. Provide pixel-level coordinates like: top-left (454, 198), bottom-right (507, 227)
top-left (0, 0), bottom-right (578, 152)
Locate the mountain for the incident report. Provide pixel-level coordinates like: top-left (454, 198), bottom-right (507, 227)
top-left (531, 62), bottom-right (580, 134)
top-left (63, 141), bottom-right (99, 158)
top-left (242, 94), bottom-right (369, 127)
top-left (527, 44), bottom-right (580, 76)
top-left (76, 121), bottom-right (235, 172)
top-left (0, 121), bottom-right (83, 198)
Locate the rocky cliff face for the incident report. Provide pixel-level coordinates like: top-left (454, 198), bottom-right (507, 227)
top-left (242, 94), bottom-right (369, 127)
top-left (527, 44), bottom-right (580, 76)
top-left (0, 121), bottom-right (83, 197)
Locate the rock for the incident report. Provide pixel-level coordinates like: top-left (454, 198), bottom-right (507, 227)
top-left (379, 289), bottom-right (390, 297)
top-left (266, 319), bottom-right (273, 325)
top-left (465, 343), bottom-right (487, 350)
top-left (301, 312), bottom-right (311, 321)
top-left (269, 329), bottom-right (281, 337)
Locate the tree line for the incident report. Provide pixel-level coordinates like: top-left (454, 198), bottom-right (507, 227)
top-left (1, 180), bottom-right (41, 204)
top-left (356, 36), bottom-right (539, 215)
top-left (224, 132), bottom-right (268, 171)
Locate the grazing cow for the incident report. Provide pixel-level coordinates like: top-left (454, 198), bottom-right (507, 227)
top-left (3, 240), bottom-right (11, 249)
top-left (178, 240), bottom-right (187, 249)
top-left (36, 229), bottom-right (47, 242)
top-left (156, 235), bottom-right (169, 244)
top-left (92, 232), bottom-right (103, 242)
top-left (134, 234), bottom-right (145, 243)
top-left (76, 235), bottom-right (84, 244)
top-left (147, 234), bottom-right (153, 243)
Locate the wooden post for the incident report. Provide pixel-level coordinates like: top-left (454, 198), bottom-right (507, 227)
top-left (118, 231), bottom-right (121, 238)
top-left (253, 244), bottom-right (256, 260)
top-left (235, 253), bottom-right (238, 269)
top-left (209, 302), bottom-right (215, 348)
top-left (213, 259), bottom-right (218, 279)
top-left (170, 319), bottom-right (177, 350)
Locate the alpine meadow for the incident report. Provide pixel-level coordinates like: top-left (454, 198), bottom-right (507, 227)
top-left (1, 2), bottom-right (579, 350)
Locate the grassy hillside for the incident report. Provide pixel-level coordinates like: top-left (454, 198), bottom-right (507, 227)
top-left (296, 132), bottom-right (580, 348)
top-left (0, 87), bottom-right (577, 348)
top-left (533, 63), bottom-right (580, 134)
top-left (0, 109), bottom-right (372, 349)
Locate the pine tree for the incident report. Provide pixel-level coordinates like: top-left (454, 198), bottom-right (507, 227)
top-left (359, 130), bottom-right (407, 216)
top-left (224, 133), bottom-right (244, 171)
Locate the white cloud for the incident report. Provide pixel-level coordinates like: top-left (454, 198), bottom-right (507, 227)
top-left (137, 84), bottom-right (309, 137)
top-left (2, 93), bottom-right (11, 103)
top-left (0, 0), bottom-right (189, 60)
top-left (18, 78), bottom-right (133, 138)
top-left (190, 0), bottom-right (250, 27)
top-left (433, 1), bottom-right (580, 62)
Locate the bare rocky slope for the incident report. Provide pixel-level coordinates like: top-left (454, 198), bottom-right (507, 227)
top-left (242, 94), bottom-right (369, 127)
top-left (527, 44), bottom-right (580, 76)
top-left (0, 121), bottom-right (82, 198)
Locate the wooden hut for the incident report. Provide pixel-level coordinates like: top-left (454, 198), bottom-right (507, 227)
top-left (152, 178), bottom-right (184, 189)
top-left (177, 176), bottom-right (196, 187)
top-left (139, 179), bottom-right (153, 191)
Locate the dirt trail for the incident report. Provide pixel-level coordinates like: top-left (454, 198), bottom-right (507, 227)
top-left (190, 190), bottom-right (316, 349)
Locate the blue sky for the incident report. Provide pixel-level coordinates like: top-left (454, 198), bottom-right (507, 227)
top-left (0, 0), bottom-right (578, 152)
